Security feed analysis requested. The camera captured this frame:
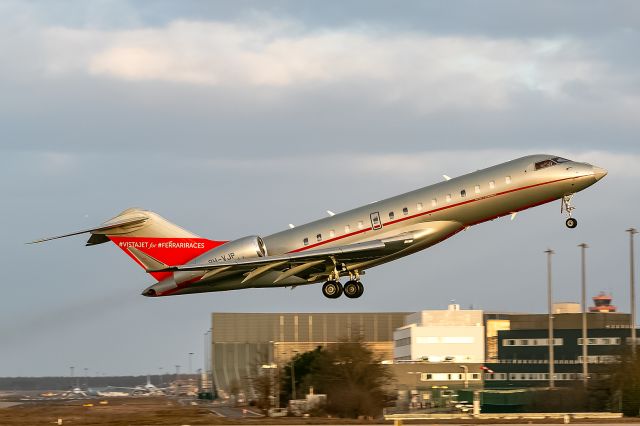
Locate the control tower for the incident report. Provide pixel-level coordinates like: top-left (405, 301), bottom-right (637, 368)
top-left (589, 292), bottom-right (617, 313)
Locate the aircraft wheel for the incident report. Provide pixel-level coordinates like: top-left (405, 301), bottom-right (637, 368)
top-left (344, 280), bottom-right (360, 298)
top-left (356, 281), bottom-right (364, 297)
top-left (566, 218), bottom-right (578, 229)
top-left (322, 280), bottom-right (342, 299)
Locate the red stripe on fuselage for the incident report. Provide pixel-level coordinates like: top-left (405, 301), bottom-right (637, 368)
top-left (289, 176), bottom-right (578, 253)
top-left (109, 237), bottom-right (227, 281)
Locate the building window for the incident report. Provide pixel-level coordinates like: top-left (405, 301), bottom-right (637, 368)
top-left (316, 234), bottom-right (322, 242)
top-left (344, 225), bottom-right (350, 233)
top-left (303, 237), bottom-right (309, 246)
top-left (389, 212), bottom-right (395, 220)
top-left (395, 337), bottom-right (411, 347)
top-left (431, 199), bottom-right (437, 207)
top-left (446, 194), bottom-right (452, 202)
top-left (461, 189), bottom-right (466, 197)
top-left (505, 176), bottom-right (511, 184)
top-left (489, 180), bottom-right (495, 189)
top-left (475, 185), bottom-right (480, 194)
top-left (417, 202), bottom-right (423, 211)
top-left (403, 207), bottom-right (409, 215)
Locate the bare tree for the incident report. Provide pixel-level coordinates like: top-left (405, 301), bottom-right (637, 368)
top-left (310, 339), bottom-right (393, 418)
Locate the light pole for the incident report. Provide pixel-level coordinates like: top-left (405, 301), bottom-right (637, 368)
top-left (579, 243), bottom-right (589, 387)
top-left (628, 228), bottom-right (638, 356)
top-left (70, 366), bottom-right (75, 389)
top-left (291, 351), bottom-right (299, 400)
top-left (188, 352), bottom-right (194, 376)
top-left (459, 365), bottom-right (469, 388)
top-left (545, 249), bottom-right (555, 388)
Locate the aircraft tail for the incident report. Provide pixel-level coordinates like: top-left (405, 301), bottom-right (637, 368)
top-left (30, 208), bottom-right (226, 281)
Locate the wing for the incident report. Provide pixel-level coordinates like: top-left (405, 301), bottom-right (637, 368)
top-left (150, 220), bottom-right (463, 284)
top-left (150, 239), bottom-right (390, 283)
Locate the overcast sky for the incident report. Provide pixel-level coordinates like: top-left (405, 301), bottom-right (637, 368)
top-left (1, 0), bottom-right (639, 378)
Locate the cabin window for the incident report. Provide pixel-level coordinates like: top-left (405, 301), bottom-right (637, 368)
top-left (431, 199), bottom-right (437, 207)
top-left (403, 207), bottom-right (409, 215)
top-left (505, 176), bottom-right (511, 184)
top-left (357, 220), bottom-right (364, 229)
top-left (489, 180), bottom-right (495, 189)
top-left (417, 202), bottom-right (423, 211)
top-left (316, 234), bottom-right (322, 242)
top-left (303, 237), bottom-right (309, 246)
top-left (389, 211), bottom-right (395, 220)
top-left (344, 225), bottom-right (350, 233)
top-left (460, 189), bottom-right (466, 198)
top-left (446, 194), bottom-right (452, 202)
top-left (475, 185), bottom-right (480, 194)
top-left (329, 229), bottom-right (335, 238)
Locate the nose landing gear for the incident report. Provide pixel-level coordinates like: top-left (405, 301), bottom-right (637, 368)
top-left (562, 195), bottom-right (578, 229)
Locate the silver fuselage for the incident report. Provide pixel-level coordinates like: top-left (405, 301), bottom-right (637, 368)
top-left (176, 154), bottom-right (605, 294)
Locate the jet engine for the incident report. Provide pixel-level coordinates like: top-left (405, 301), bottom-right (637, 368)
top-left (142, 236), bottom-right (268, 296)
top-left (173, 236), bottom-right (267, 285)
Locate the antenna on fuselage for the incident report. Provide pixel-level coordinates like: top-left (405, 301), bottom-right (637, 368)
top-left (443, 175), bottom-right (451, 181)
top-left (326, 210), bottom-right (335, 216)
top-left (288, 224), bottom-right (295, 229)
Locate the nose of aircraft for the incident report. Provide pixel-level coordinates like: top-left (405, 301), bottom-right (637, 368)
top-left (592, 166), bottom-right (608, 181)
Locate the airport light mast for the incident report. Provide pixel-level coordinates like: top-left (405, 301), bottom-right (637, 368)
top-left (628, 228), bottom-right (638, 357)
top-left (579, 243), bottom-right (589, 387)
top-left (545, 249), bottom-right (555, 388)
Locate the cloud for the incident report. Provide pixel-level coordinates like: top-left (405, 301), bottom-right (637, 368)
top-left (38, 18), bottom-right (612, 113)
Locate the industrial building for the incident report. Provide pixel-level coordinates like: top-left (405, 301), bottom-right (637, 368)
top-left (206, 312), bottom-right (408, 397)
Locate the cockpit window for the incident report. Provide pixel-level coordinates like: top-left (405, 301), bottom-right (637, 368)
top-left (535, 157), bottom-right (571, 170)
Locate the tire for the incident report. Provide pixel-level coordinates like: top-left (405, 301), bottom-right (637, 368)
top-left (344, 281), bottom-right (360, 298)
top-left (356, 281), bottom-right (364, 298)
top-left (322, 281), bottom-right (342, 299)
top-left (566, 218), bottom-right (578, 229)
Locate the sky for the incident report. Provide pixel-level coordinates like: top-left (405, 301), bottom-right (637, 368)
top-left (1, 0), bottom-right (639, 377)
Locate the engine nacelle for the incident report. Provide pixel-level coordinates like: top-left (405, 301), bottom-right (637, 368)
top-left (174, 235), bottom-right (267, 285)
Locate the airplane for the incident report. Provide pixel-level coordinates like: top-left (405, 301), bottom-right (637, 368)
top-left (31, 154), bottom-right (606, 299)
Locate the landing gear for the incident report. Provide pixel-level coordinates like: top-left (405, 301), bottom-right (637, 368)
top-left (322, 280), bottom-right (343, 299)
top-left (561, 194), bottom-right (578, 229)
top-left (344, 280), bottom-right (364, 298)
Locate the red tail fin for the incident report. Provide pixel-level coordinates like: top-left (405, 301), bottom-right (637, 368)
top-left (93, 208), bottom-right (226, 281)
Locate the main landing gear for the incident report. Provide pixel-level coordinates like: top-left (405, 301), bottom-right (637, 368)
top-left (561, 194), bottom-right (578, 229)
top-left (322, 271), bottom-right (365, 299)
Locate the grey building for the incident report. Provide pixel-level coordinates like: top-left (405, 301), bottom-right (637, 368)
top-left (207, 312), bottom-right (408, 397)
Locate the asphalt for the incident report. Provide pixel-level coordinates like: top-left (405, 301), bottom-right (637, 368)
top-left (210, 405), bottom-right (263, 418)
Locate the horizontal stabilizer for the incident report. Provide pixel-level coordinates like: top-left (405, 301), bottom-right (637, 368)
top-left (28, 216), bottom-right (148, 245)
top-left (128, 247), bottom-right (168, 272)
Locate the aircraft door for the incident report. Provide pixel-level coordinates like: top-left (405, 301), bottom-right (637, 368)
top-left (370, 212), bottom-right (382, 230)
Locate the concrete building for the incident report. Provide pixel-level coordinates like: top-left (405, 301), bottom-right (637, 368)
top-left (207, 312), bottom-right (407, 397)
top-left (394, 304), bottom-right (485, 363)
